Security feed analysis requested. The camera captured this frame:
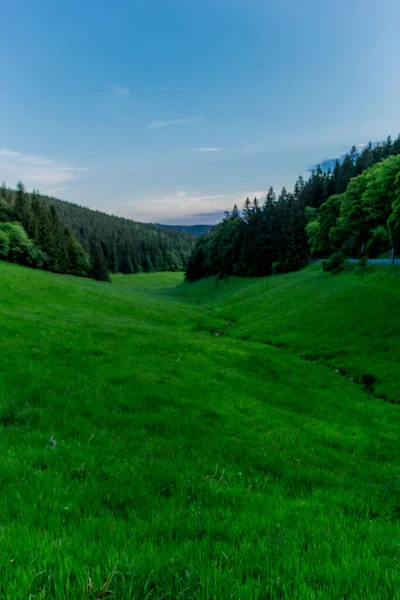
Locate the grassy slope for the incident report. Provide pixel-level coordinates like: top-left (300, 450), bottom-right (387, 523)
top-left (170, 265), bottom-right (400, 401)
top-left (0, 263), bottom-right (400, 599)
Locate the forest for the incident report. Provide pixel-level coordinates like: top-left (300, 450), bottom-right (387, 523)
top-left (43, 196), bottom-right (195, 275)
top-left (2, 134), bottom-right (400, 284)
top-left (0, 183), bottom-right (92, 276)
top-left (156, 224), bottom-right (212, 236)
top-left (185, 135), bottom-right (400, 280)
top-left (0, 184), bottom-right (195, 281)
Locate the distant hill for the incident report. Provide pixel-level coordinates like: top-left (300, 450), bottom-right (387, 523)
top-left (156, 224), bottom-right (212, 236)
top-left (41, 196), bottom-right (195, 274)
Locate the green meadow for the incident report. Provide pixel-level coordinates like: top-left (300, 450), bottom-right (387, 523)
top-left (0, 262), bottom-right (400, 599)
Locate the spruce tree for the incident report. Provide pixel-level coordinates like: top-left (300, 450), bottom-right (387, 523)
top-left (90, 240), bottom-right (110, 281)
top-left (14, 182), bottom-right (29, 228)
top-left (243, 197), bottom-right (252, 223)
top-left (120, 245), bottom-right (134, 274)
top-left (109, 245), bottom-right (119, 273)
top-left (231, 204), bottom-right (240, 218)
top-left (0, 182), bottom-right (8, 200)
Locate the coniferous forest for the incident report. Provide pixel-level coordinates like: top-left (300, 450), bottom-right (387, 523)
top-left (185, 135), bottom-right (400, 280)
top-left (0, 183), bottom-right (92, 277)
top-left (0, 185), bottom-right (195, 281)
top-left (2, 135), bottom-right (400, 284)
top-left (42, 196), bottom-right (196, 275)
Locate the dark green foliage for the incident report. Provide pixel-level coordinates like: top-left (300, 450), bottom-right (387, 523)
top-left (0, 183), bottom-right (194, 280)
top-left (300, 135), bottom-right (400, 210)
top-left (322, 251), bottom-right (346, 274)
top-left (0, 186), bottom-right (16, 223)
top-left (309, 155), bottom-right (400, 261)
top-left (186, 134), bottom-right (400, 282)
top-left (0, 222), bottom-right (43, 265)
top-left (41, 196), bottom-right (195, 274)
top-left (185, 237), bottom-right (208, 280)
top-left (306, 194), bottom-right (344, 257)
top-left (14, 181), bottom-right (29, 227)
top-left (0, 183), bottom-right (90, 277)
top-left (185, 187), bottom-right (308, 281)
top-left (156, 223), bottom-right (212, 236)
top-left (63, 227), bottom-right (90, 276)
top-left (358, 254), bottom-right (368, 274)
top-left (89, 240), bottom-right (110, 281)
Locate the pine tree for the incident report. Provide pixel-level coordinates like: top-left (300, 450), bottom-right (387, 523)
top-left (144, 253), bottom-right (154, 272)
top-left (35, 200), bottom-right (58, 270)
top-left (14, 182), bottom-right (29, 228)
top-left (90, 240), bottom-right (110, 281)
top-left (0, 182), bottom-right (8, 200)
top-left (64, 227), bottom-right (89, 275)
top-left (120, 244), bottom-right (134, 274)
top-left (109, 245), bottom-right (118, 273)
top-left (283, 195), bottom-right (308, 272)
top-left (243, 197), bottom-right (252, 223)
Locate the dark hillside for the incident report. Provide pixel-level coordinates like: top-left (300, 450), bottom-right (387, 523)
top-left (156, 223), bottom-right (212, 236)
top-left (42, 196), bottom-right (195, 273)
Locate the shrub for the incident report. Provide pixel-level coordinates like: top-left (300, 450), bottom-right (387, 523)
top-left (322, 251), bottom-right (346, 274)
top-left (0, 222), bottom-right (43, 266)
top-left (0, 228), bottom-right (10, 258)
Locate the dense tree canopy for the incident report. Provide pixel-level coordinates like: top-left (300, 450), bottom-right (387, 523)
top-left (0, 184), bottom-right (195, 280)
top-left (186, 134), bottom-right (400, 281)
top-left (296, 136), bottom-right (400, 210)
top-left (307, 155), bottom-right (400, 261)
top-left (42, 196), bottom-right (195, 274)
top-left (0, 222), bottom-right (43, 266)
top-left (185, 188), bottom-right (308, 280)
top-left (3, 133), bottom-right (400, 283)
top-left (0, 183), bottom-right (90, 276)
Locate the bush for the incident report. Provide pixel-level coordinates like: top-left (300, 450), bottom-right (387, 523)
top-left (0, 228), bottom-right (10, 258)
top-left (0, 198), bottom-right (14, 223)
top-left (0, 222), bottom-right (43, 266)
top-left (366, 226), bottom-right (389, 258)
top-left (322, 251), bottom-right (346, 274)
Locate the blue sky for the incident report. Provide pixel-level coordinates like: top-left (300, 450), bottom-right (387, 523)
top-left (1, 0), bottom-right (400, 224)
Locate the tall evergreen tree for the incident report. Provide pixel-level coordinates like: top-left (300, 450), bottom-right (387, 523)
top-left (14, 181), bottom-right (29, 228)
top-left (89, 240), bottom-right (110, 281)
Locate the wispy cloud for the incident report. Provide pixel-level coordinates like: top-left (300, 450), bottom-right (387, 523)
top-left (0, 149), bottom-right (89, 193)
top-left (193, 147), bottom-right (221, 152)
top-left (110, 83), bottom-right (130, 95)
top-left (149, 115), bottom-right (203, 129)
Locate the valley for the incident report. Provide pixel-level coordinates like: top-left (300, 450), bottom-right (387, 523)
top-left (0, 262), bottom-right (399, 599)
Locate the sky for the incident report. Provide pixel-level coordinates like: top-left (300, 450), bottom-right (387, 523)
top-left (1, 0), bottom-right (400, 225)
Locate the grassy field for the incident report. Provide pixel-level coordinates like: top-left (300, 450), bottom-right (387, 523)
top-left (0, 262), bottom-right (400, 599)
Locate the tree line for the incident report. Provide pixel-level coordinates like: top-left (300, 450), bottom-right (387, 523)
top-left (42, 196), bottom-right (195, 276)
top-left (0, 184), bottom-right (195, 280)
top-left (0, 183), bottom-right (92, 276)
top-left (185, 135), bottom-right (400, 281)
top-left (307, 154), bottom-right (400, 267)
